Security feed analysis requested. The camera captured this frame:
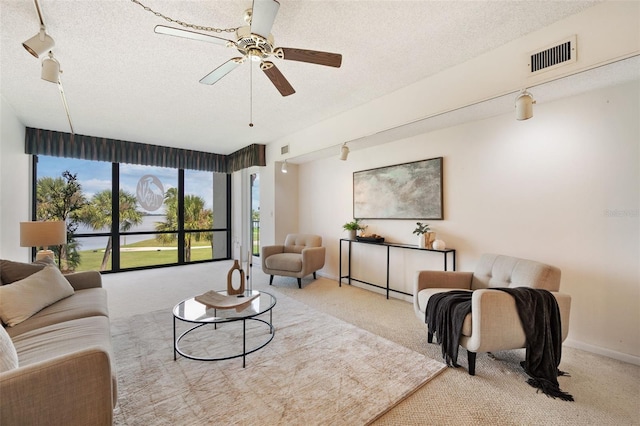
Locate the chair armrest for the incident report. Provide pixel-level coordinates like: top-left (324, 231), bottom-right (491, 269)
top-left (261, 245), bottom-right (284, 270)
top-left (0, 348), bottom-right (114, 425)
top-left (464, 289), bottom-right (572, 353)
top-left (414, 270), bottom-right (473, 294)
top-left (301, 246), bottom-right (326, 275)
top-left (65, 270), bottom-right (103, 290)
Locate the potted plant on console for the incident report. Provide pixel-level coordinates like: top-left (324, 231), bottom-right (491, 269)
top-left (343, 219), bottom-right (362, 240)
top-left (413, 222), bottom-right (436, 249)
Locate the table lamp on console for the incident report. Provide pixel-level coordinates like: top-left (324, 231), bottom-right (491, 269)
top-left (20, 220), bottom-right (66, 262)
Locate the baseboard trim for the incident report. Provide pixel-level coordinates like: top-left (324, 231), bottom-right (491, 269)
top-left (564, 339), bottom-right (639, 366)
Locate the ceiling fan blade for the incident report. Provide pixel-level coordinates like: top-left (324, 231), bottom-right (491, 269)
top-left (275, 47), bottom-right (342, 68)
top-left (200, 58), bottom-right (244, 85)
top-left (260, 61), bottom-right (295, 96)
top-left (250, 0), bottom-right (280, 39)
top-left (154, 25), bottom-right (235, 46)
top-left (275, 47), bottom-right (343, 68)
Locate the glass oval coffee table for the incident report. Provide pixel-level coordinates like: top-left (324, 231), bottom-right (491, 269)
top-left (173, 290), bottom-right (276, 368)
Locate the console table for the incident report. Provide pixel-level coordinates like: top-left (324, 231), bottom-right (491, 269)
top-left (339, 238), bottom-right (456, 299)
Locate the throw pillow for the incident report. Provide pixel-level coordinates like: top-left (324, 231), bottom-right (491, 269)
top-left (0, 266), bottom-right (74, 327)
top-left (0, 259), bottom-right (45, 285)
top-left (0, 325), bottom-right (19, 372)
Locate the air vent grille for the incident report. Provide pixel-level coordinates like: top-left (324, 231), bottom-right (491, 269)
top-left (528, 35), bottom-right (576, 74)
top-left (281, 145), bottom-right (289, 155)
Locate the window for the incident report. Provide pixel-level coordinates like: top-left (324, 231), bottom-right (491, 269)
top-left (34, 156), bottom-right (230, 272)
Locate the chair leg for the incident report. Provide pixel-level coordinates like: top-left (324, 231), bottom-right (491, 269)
top-left (297, 278), bottom-right (302, 288)
top-left (313, 272), bottom-right (317, 279)
top-left (269, 275), bottom-right (274, 285)
top-left (467, 351), bottom-right (477, 376)
top-left (427, 331), bottom-right (434, 343)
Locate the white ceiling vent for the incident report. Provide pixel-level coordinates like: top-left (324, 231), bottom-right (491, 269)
top-left (528, 35), bottom-right (576, 75)
top-left (281, 144), bottom-right (289, 155)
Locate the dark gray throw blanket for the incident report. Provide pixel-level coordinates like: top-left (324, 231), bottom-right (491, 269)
top-left (425, 287), bottom-right (573, 401)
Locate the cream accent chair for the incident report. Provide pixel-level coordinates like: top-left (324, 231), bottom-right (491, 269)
top-left (413, 253), bottom-right (571, 375)
top-left (261, 234), bottom-right (326, 288)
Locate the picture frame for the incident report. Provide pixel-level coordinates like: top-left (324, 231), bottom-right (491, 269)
top-left (353, 157), bottom-right (443, 219)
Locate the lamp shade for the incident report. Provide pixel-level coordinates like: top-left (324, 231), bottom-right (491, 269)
top-left (22, 29), bottom-right (55, 58)
top-left (41, 53), bottom-right (60, 83)
top-left (20, 221), bottom-right (66, 247)
top-left (281, 161), bottom-right (288, 173)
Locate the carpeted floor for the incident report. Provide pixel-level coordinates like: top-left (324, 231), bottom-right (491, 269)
top-left (104, 261), bottom-right (640, 425)
top-left (111, 290), bottom-right (445, 425)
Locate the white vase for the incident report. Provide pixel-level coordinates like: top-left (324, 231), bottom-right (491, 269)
top-left (417, 234), bottom-right (425, 248)
top-left (348, 230), bottom-right (357, 240)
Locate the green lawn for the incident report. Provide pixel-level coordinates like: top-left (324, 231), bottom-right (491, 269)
top-left (74, 238), bottom-right (214, 271)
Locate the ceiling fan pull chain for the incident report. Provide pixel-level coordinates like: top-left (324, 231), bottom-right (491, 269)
top-left (249, 63), bottom-right (254, 127)
top-left (130, 0), bottom-right (238, 33)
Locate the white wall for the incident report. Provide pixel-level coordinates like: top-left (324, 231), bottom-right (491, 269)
top-left (297, 81), bottom-right (639, 363)
top-left (0, 95), bottom-right (30, 261)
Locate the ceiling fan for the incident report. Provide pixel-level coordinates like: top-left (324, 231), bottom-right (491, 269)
top-left (154, 0), bottom-right (342, 97)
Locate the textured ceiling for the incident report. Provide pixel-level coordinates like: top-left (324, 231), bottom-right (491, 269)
top-left (1, 0), bottom-right (603, 155)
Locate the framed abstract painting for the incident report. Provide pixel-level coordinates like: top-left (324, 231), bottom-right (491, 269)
top-left (353, 157), bottom-right (443, 219)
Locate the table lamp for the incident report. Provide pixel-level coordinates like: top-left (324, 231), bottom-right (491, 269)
top-left (20, 221), bottom-right (66, 261)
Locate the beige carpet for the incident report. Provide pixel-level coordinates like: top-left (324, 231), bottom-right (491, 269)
top-left (111, 289), bottom-right (446, 425)
top-left (104, 261), bottom-right (640, 425)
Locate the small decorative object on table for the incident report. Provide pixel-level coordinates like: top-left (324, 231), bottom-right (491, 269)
top-left (413, 222), bottom-right (435, 248)
top-left (432, 239), bottom-right (446, 250)
top-left (356, 234), bottom-right (385, 243)
top-left (227, 259), bottom-right (245, 295)
top-left (342, 219), bottom-right (363, 240)
top-left (195, 290), bottom-right (260, 312)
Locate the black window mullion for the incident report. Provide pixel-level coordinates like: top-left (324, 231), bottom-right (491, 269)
top-left (177, 169), bottom-right (185, 264)
top-left (111, 163), bottom-right (120, 271)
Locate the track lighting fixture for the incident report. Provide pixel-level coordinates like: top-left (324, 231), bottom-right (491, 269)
top-left (281, 160), bottom-right (288, 173)
top-left (41, 51), bottom-right (60, 83)
top-left (22, 25), bottom-right (55, 58)
top-left (515, 89), bottom-right (536, 121)
top-left (339, 143), bottom-right (350, 161)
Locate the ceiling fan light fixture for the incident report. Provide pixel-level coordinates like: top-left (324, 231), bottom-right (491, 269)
top-left (22, 26), bottom-right (55, 58)
top-left (515, 89), bottom-right (536, 120)
top-left (340, 143), bottom-right (350, 161)
top-left (41, 51), bottom-right (60, 83)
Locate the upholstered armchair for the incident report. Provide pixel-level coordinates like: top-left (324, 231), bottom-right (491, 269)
top-left (413, 253), bottom-right (571, 375)
top-left (261, 234), bottom-right (326, 288)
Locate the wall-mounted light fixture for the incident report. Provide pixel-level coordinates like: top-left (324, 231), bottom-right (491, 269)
top-left (281, 160), bottom-right (288, 173)
top-left (515, 89), bottom-right (536, 120)
top-left (339, 143), bottom-right (349, 161)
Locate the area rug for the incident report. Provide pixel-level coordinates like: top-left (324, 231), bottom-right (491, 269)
top-left (110, 290), bottom-right (446, 425)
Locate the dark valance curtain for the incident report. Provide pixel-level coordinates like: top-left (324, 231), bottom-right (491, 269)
top-left (25, 127), bottom-right (266, 173)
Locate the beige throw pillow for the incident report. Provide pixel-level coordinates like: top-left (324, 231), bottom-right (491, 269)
top-left (0, 266), bottom-right (74, 327)
top-left (0, 325), bottom-right (19, 372)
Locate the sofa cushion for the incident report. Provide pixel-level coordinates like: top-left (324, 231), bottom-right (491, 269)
top-left (265, 253), bottom-right (303, 272)
top-left (10, 316), bottom-right (117, 403)
top-left (0, 259), bottom-right (45, 285)
top-left (0, 266), bottom-right (74, 327)
top-left (0, 326), bottom-right (18, 372)
top-left (5, 288), bottom-right (109, 338)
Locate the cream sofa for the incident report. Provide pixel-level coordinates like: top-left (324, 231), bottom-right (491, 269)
top-left (0, 259), bottom-right (116, 425)
top-left (414, 253), bottom-right (571, 375)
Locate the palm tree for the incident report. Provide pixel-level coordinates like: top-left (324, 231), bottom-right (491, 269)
top-left (79, 189), bottom-right (143, 271)
top-left (36, 171), bottom-right (86, 271)
top-left (155, 188), bottom-right (213, 262)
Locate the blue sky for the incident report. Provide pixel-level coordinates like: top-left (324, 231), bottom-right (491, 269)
top-left (38, 156), bottom-right (217, 213)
